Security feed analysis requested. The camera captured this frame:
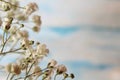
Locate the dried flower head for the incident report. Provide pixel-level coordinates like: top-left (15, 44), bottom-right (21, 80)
top-left (20, 30), bottom-right (29, 38)
top-left (11, 63), bottom-right (21, 75)
top-left (15, 13), bottom-right (28, 21)
top-left (1, 2), bottom-right (11, 11)
top-left (5, 63), bottom-right (12, 73)
top-left (2, 17), bottom-right (13, 31)
top-left (57, 65), bottom-right (67, 74)
top-left (47, 59), bottom-right (57, 68)
top-left (32, 26), bottom-right (40, 32)
top-left (32, 15), bottom-right (41, 26)
top-left (25, 2), bottom-right (38, 15)
top-left (33, 66), bottom-right (42, 76)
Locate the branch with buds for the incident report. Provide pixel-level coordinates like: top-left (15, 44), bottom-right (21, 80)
top-left (0, 0), bottom-right (75, 80)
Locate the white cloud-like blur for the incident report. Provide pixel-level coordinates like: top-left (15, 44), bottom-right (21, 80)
top-left (36, 0), bottom-right (120, 27)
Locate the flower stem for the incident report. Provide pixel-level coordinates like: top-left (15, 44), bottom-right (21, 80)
top-left (1, 48), bottom-right (22, 55)
top-left (6, 73), bottom-right (11, 80)
top-left (10, 74), bottom-right (15, 80)
top-left (54, 74), bottom-right (58, 80)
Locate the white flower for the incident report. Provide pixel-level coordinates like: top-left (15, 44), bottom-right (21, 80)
top-left (2, 17), bottom-right (13, 31)
top-left (5, 63), bottom-right (12, 73)
top-left (25, 2), bottom-right (38, 15)
top-left (32, 15), bottom-right (41, 26)
top-left (47, 59), bottom-right (57, 68)
top-left (1, 2), bottom-right (11, 11)
top-left (36, 44), bottom-right (49, 56)
top-left (33, 66), bottom-right (42, 76)
top-left (11, 63), bottom-right (21, 75)
top-left (57, 65), bottom-right (67, 74)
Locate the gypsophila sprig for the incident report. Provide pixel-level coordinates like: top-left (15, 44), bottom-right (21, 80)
top-left (0, 0), bottom-right (75, 80)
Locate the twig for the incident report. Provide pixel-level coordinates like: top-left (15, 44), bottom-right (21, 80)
top-left (1, 48), bottom-right (22, 55)
top-left (10, 74), bottom-right (15, 80)
top-left (6, 73), bottom-right (11, 80)
top-left (1, 0), bottom-right (25, 9)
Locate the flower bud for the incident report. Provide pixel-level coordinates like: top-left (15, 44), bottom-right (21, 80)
top-left (57, 65), bottom-right (67, 74)
top-left (70, 73), bottom-right (75, 79)
top-left (29, 40), bottom-right (34, 45)
top-left (63, 73), bottom-right (68, 79)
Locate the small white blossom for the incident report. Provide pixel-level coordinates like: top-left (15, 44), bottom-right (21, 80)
top-left (32, 15), bottom-right (41, 26)
top-left (2, 17), bottom-right (13, 31)
top-left (47, 59), bottom-right (57, 68)
top-left (57, 65), bottom-right (67, 74)
top-left (25, 2), bottom-right (38, 15)
top-left (1, 2), bottom-right (11, 11)
top-left (36, 44), bottom-right (49, 56)
top-left (33, 66), bottom-right (42, 76)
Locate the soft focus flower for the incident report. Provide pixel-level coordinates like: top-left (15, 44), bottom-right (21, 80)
top-left (33, 66), bottom-right (42, 76)
top-left (5, 63), bottom-right (12, 73)
top-left (19, 30), bottom-right (29, 38)
top-left (32, 26), bottom-right (40, 32)
top-left (17, 58), bottom-right (27, 70)
top-left (1, 2), bottom-right (11, 11)
top-left (11, 63), bottom-right (21, 75)
top-left (32, 15), bottom-right (41, 26)
top-left (2, 17), bottom-right (13, 31)
top-left (25, 2), bottom-right (38, 15)
top-left (57, 65), bottom-right (67, 74)
top-left (47, 59), bottom-right (57, 68)
top-left (44, 69), bottom-right (53, 79)
top-left (36, 44), bottom-right (49, 57)
top-left (15, 13), bottom-right (28, 21)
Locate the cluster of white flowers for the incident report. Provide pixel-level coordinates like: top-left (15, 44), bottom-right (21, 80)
top-left (0, 0), bottom-right (74, 80)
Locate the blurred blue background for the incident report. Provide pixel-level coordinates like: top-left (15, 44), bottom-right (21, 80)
top-left (36, 0), bottom-right (120, 80)
top-left (1, 0), bottom-right (120, 80)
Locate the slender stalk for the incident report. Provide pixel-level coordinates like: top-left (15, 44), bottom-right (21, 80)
top-left (6, 73), bottom-right (11, 80)
top-left (10, 74), bottom-right (15, 80)
top-left (27, 61), bottom-right (35, 74)
top-left (1, 31), bottom-right (6, 53)
top-left (54, 74), bottom-right (58, 80)
top-left (2, 31), bottom-right (5, 45)
top-left (1, 0), bottom-right (25, 9)
top-left (24, 61), bottom-right (35, 80)
top-left (1, 48), bottom-right (22, 55)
